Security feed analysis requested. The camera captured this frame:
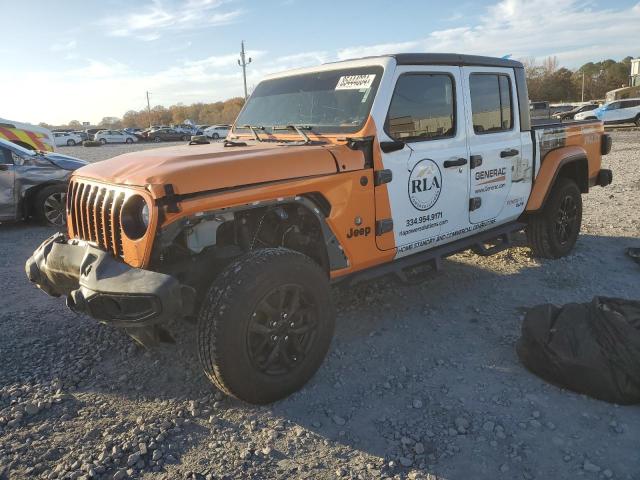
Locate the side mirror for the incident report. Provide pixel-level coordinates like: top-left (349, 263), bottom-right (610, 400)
top-left (12, 153), bottom-right (25, 166)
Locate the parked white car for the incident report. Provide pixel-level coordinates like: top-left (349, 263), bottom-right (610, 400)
top-left (53, 132), bottom-right (83, 147)
top-left (203, 125), bottom-right (230, 139)
top-left (574, 107), bottom-right (600, 121)
top-left (94, 130), bottom-right (138, 144)
top-left (592, 98), bottom-right (640, 126)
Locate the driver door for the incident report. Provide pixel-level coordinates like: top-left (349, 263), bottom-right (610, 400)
top-left (375, 66), bottom-right (471, 257)
top-left (0, 146), bottom-right (16, 220)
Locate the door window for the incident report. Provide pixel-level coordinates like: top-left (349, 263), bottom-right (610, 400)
top-left (1, 147), bottom-right (13, 164)
top-left (385, 73), bottom-right (455, 142)
top-left (470, 74), bottom-right (513, 133)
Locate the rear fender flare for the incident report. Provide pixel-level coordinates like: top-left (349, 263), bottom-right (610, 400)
top-left (526, 146), bottom-right (588, 212)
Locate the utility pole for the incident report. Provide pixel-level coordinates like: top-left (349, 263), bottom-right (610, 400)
top-left (146, 91), bottom-right (152, 128)
top-left (238, 40), bottom-right (252, 100)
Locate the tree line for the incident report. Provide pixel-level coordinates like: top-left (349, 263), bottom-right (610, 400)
top-left (42, 97), bottom-right (246, 130)
top-left (523, 56), bottom-right (635, 102)
top-left (41, 55), bottom-right (636, 130)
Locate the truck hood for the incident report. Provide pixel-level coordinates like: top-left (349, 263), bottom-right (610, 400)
top-left (74, 141), bottom-right (354, 196)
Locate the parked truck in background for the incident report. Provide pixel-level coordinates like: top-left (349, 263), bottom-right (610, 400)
top-left (529, 101), bottom-right (551, 121)
top-left (26, 53), bottom-right (612, 404)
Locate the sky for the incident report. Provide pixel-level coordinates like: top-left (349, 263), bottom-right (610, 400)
top-left (1, 0), bottom-right (639, 125)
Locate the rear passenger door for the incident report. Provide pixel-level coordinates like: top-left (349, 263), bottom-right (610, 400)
top-left (620, 100), bottom-right (640, 122)
top-left (462, 68), bottom-right (520, 225)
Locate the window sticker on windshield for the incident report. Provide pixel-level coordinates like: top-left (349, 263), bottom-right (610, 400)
top-left (335, 74), bottom-right (376, 90)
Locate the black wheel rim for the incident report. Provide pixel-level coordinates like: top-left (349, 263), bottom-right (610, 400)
top-left (555, 195), bottom-right (578, 245)
top-left (44, 192), bottom-right (66, 226)
top-left (247, 284), bottom-right (318, 376)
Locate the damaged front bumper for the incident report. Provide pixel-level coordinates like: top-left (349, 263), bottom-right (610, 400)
top-left (25, 233), bottom-right (194, 328)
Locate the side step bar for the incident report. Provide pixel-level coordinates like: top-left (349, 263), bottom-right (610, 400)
top-left (340, 222), bottom-right (527, 286)
top-left (472, 231), bottom-right (514, 256)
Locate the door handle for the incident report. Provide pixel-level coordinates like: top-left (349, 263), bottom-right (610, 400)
top-left (443, 158), bottom-right (468, 168)
top-left (500, 148), bottom-right (519, 158)
top-left (380, 141), bottom-right (405, 153)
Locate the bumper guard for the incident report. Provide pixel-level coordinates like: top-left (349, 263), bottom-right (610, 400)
top-left (25, 233), bottom-right (194, 328)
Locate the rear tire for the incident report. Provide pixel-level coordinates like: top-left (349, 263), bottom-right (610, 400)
top-left (154, 136), bottom-right (161, 143)
top-left (99, 138), bottom-right (107, 144)
top-left (198, 248), bottom-right (334, 404)
top-left (66, 139), bottom-right (76, 146)
top-left (182, 135), bottom-right (189, 141)
top-left (126, 137), bottom-right (133, 144)
top-left (212, 133), bottom-right (220, 140)
top-left (635, 115), bottom-right (640, 127)
top-left (526, 178), bottom-right (582, 258)
top-left (33, 184), bottom-right (67, 227)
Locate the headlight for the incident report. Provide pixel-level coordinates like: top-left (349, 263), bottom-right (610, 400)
top-left (121, 194), bottom-right (150, 240)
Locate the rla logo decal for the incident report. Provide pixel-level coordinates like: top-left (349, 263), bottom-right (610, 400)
top-left (408, 159), bottom-right (442, 211)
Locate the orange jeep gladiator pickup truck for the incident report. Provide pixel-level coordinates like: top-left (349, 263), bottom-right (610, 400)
top-left (26, 54), bottom-right (612, 404)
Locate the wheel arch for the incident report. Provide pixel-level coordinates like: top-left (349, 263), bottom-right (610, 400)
top-left (21, 181), bottom-right (68, 218)
top-left (526, 147), bottom-right (589, 213)
top-left (157, 193), bottom-right (348, 275)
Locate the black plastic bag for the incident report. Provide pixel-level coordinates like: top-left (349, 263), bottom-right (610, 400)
top-left (516, 297), bottom-right (640, 404)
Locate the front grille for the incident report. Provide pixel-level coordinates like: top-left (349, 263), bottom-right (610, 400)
top-left (67, 180), bottom-right (127, 257)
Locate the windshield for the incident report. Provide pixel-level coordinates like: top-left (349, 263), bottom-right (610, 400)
top-left (235, 66), bottom-right (383, 135)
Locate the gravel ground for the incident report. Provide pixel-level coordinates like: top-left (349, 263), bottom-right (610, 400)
top-left (1, 133), bottom-right (639, 480)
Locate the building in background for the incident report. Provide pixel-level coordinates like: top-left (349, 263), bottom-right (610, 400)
top-left (605, 58), bottom-right (640, 102)
top-left (631, 58), bottom-right (640, 87)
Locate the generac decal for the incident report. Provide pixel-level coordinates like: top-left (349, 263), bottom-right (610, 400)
top-left (475, 168), bottom-right (507, 185)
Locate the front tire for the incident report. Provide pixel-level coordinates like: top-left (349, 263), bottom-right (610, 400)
top-left (198, 248), bottom-right (334, 404)
top-left (99, 138), bottom-right (107, 145)
top-left (154, 136), bottom-right (161, 143)
top-left (33, 185), bottom-right (67, 227)
top-left (635, 115), bottom-right (640, 127)
top-left (212, 133), bottom-right (220, 140)
top-left (182, 135), bottom-right (189, 141)
top-left (66, 139), bottom-right (76, 146)
top-left (126, 137), bottom-right (133, 144)
top-left (526, 178), bottom-right (582, 258)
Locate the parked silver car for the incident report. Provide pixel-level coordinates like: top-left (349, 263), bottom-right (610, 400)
top-left (0, 138), bottom-right (87, 226)
top-left (94, 130), bottom-right (138, 144)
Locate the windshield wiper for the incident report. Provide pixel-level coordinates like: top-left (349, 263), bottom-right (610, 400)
top-left (242, 124), bottom-right (264, 142)
top-left (272, 125), bottom-right (313, 144)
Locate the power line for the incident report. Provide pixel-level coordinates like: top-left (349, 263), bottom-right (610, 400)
top-left (238, 40), bottom-right (252, 100)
